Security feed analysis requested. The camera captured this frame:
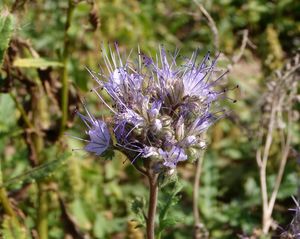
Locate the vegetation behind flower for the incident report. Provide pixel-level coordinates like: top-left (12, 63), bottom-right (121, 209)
top-left (0, 1), bottom-right (299, 239)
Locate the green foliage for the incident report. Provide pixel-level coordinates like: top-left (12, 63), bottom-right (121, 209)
top-left (157, 182), bottom-right (183, 237)
top-left (131, 197), bottom-right (147, 227)
top-left (0, 0), bottom-right (299, 238)
top-left (1, 216), bottom-right (26, 239)
top-left (0, 94), bottom-right (16, 133)
top-left (0, 9), bottom-right (14, 66)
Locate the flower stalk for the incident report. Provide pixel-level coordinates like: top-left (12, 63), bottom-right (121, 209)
top-left (30, 84), bottom-right (48, 239)
top-left (146, 170), bottom-right (158, 239)
top-left (37, 182), bottom-right (48, 239)
top-left (193, 151), bottom-right (206, 239)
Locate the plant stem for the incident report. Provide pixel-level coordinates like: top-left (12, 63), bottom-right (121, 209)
top-left (37, 144), bottom-right (48, 239)
top-left (193, 0), bottom-right (219, 49)
top-left (10, 92), bottom-right (34, 129)
top-left (259, 103), bottom-right (276, 234)
top-left (193, 151), bottom-right (205, 239)
top-left (146, 173), bottom-right (158, 239)
top-left (0, 187), bottom-right (22, 227)
top-left (37, 182), bottom-right (48, 239)
top-left (31, 85), bottom-right (48, 239)
top-left (0, 187), bottom-right (16, 218)
top-left (60, 0), bottom-right (75, 136)
top-left (0, 163), bottom-right (20, 225)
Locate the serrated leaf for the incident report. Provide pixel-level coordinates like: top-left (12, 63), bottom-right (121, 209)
top-left (159, 182), bottom-right (182, 221)
top-left (158, 171), bottom-right (178, 188)
top-left (13, 58), bottom-right (63, 68)
top-left (0, 9), bottom-right (14, 66)
top-left (2, 216), bottom-right (26, 239)
top-left (131, 197), bottom-right (146, 226)
top-left (159, 217), bottom-right (179, 229)
top-left (131, 197), bottom-right (145, 215)
top-left (158, 182), bottom-right (182, 234)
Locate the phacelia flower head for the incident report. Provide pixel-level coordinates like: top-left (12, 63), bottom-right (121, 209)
top-left (78, 44), bottom-right (228, 169)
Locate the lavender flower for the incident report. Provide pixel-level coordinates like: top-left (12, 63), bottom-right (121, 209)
top-left (80, 44), bottom-right (226, 169)
top-left (75, 106), bottom-right (110, 156)
top-left (158, 146), bottom-right (188, 169)
top-left (84, 120), bottom-right (110, 155)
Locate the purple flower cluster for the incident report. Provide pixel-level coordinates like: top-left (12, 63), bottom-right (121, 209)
top-left (78, 45), bottom-right (226, 169)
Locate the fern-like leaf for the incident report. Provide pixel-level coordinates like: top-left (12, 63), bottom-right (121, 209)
top-left (131, 197), bottom-right (146, 227)
top-left (1, 216), bottom-right (26, 239)
top-left (158, 182), bottom-right (182, 234)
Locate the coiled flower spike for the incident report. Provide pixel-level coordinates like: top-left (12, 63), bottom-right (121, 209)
top-left (76, 44), bottom-right (228, 169)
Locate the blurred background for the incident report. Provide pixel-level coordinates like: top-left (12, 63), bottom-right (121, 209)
top-left (0, 0), bottom-right (299, 238)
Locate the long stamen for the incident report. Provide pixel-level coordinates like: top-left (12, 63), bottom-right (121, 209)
top-left (125, 123), bottom-right (142, 139)
top-left (92, 88), bottom-right (117, 114)
top-left (65, 133), bottom-right (90, 142)
top-left (116, 143), bottom-right (143, 153)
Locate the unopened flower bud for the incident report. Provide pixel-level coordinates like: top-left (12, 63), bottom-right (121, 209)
top-left (175, 116), bottom-right (185, 141)
top-left (151, 119), bottom-right (163, 132)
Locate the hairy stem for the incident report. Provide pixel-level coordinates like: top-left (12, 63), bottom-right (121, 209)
top-left (60, 0), bottom-right (75, 136)
top-left (146, 173), bottom-right (158, 239)
top-left (193, 152), bottom-right (205, 239)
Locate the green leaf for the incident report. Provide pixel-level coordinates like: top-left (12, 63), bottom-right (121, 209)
top-left (2, 216), bottom-right (26, 239)
top-left (159, 182), bottom-right (182, 220)
top-left (277, 172), bottom-right (298, 199)
top-left (158, 182), bottom-right (182, 234)
top-left (131, 197), bottom-right (145, 215)
top-left (93, 213), bottom-right (107, 238)
top-left (70, 199), bottom-right (91, 230)
top-left (131, 197), bottom-right (146, 226)
top-left (13, 58), bottom-right (63, 68)
top-left (0, 94), bottom-right (16, 132)
top-left (159, 217), bottom-right (179, 229)
top-left (0, 9), bottom-right (14, 66)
